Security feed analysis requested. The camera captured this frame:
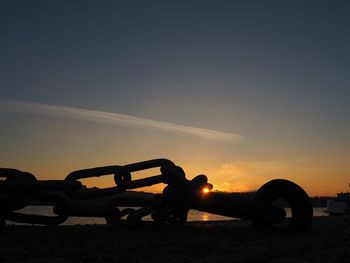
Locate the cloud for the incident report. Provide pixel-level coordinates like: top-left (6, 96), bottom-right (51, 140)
top-left (215, 160), bottom-right (288, 192)
top-left (0, 100), bottom-right (244, 142)
top-left (218, 160), bottom-right (285, 177)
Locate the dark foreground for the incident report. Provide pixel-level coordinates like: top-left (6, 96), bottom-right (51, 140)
top-left (1, 215), bottom-right (349, 263)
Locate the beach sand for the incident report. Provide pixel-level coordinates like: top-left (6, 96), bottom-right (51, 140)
top-left (0, 215), bottom-right (349, 263)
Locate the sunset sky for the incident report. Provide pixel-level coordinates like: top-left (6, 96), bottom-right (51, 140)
top-left (1, 1), bottom-right (349, 196)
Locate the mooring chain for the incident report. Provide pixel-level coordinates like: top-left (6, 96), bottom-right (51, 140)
top-left (0, 159), bottom-right (211, 227)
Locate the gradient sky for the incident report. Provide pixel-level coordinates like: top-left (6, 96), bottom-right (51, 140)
top-left (1, 0), bottom-right (350, 196)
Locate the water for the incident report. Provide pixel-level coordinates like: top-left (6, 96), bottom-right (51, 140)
top-left (6, 206), bottom-right (328, 225)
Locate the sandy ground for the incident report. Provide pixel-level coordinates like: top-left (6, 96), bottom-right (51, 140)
top-left (0, 215), bottom-right (349, 263)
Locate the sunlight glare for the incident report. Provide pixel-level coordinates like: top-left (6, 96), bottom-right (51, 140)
top-left (202, 187), bottom-right (210, 194)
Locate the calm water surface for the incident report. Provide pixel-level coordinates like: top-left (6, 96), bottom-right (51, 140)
top-left (6, 206), bottom-right (327, 225)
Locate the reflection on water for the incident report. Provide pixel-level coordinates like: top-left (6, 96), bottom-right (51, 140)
top-left (201, 213), bottom-right (209, 221)
top-left (7, 206), bottom-right (327, 225)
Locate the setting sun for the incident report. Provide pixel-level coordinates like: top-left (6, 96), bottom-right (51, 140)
top-left (202, 187), bottom-right (210, 194)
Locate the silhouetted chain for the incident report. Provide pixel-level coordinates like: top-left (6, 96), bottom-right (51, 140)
top-left (1, 159), bottom-right (313, 230)
top-left (0, 159), bottom-right (212, 227)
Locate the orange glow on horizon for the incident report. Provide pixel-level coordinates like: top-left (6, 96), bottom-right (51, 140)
top-left (3, 153), bottom-right (348, 197)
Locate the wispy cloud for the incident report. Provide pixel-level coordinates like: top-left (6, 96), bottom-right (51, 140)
top-left (214, 159), bottom-right (310, 192)
top-left (0, 100), bottom-right (244, 142)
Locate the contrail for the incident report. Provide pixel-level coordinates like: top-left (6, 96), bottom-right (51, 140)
top-left (0, 100), bottom-right (243, 142)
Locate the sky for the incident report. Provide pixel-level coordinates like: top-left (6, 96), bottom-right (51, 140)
top-left (1, 0), bottom-right (350, 196)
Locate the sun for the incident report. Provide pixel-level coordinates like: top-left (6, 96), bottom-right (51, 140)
top-left (202, 187), bottom-right (210, 194)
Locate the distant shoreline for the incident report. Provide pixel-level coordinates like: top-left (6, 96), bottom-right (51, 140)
top-left (28, 190), bottom-right (333, 207)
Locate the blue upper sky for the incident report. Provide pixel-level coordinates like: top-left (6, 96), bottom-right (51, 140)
top-left (1, 0), bottom-right (349, 194)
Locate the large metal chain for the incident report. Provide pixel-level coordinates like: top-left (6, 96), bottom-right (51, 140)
top-left (0, 159), bottom-right (211, 227)
top-left (0, 158), bottom-right (314, 230)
